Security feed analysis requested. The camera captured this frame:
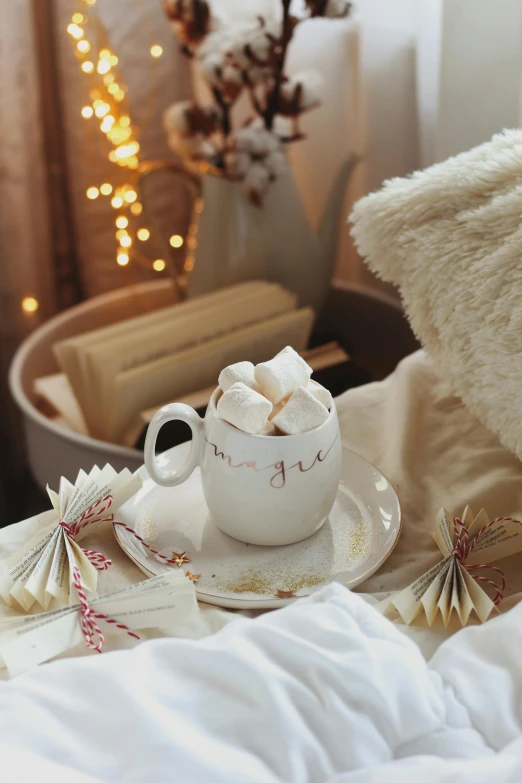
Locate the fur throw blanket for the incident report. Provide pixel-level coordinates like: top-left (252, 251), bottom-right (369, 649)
top-left (350, 129), bottom-right (522, 461)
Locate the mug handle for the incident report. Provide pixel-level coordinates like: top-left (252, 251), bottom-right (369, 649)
top-left (144, 403), bottom-right (204, 487)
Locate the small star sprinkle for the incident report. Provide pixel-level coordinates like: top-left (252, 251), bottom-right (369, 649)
top-left (172, 551), bottom-right (191, 567)
top-left (186, 571), bottom-right (201, 583)
top-left (275, 589), bottom-right (297, 599)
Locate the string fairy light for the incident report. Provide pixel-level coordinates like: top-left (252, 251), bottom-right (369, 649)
top-left (22, 296), bottom-right (39, 314)
top-left (65, 0), bottom-right (177, 278)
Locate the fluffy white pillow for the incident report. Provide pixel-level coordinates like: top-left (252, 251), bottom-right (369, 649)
top-left (350, 129), bottom-right (522, 460)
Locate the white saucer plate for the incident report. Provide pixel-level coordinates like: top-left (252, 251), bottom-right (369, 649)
top-left (115, 444), bottom-right (401, 609)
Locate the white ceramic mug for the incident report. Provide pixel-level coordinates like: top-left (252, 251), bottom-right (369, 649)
top-left (144, 388), bottom-right (342, 546)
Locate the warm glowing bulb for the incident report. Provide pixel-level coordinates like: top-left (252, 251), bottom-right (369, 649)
top-left (81, 105), bottom-right (93, 118)
top-left (119, 115), bottom-right (131, 127)
top-left (120, 235), bottom-right (132, 248)
top-left (124, 189), bottom-right (137, 203)
top-left (114, 142), bottom-right (139, 159)
top-left (86, 186), bottom-right (99, 199)
top-left (109, 55), bottom-right (118, 65)
top-left (150, 45), bottom-right (163, 58)
top-left (81, 61), bottom-right (94, 73)
top-left (137, 228), bottom-right (150, 241)
top-left (115, 216), bottom-right (128, 229)
top-left (111, 196), bottom-right (123, 208)
top-left (103, 73), bottom-right (115, 85)
top-left (108, 83), bottom-right (119, 95)
top-left (194, 198), bottom-right (204, 214)
top-left (130, 202), bottom-right (143, 216)
top-left (72, 13), bottom-right (84, 23)
top-left (85, 0), bottom-right (96, 5)
top-left (22, 296), bottom-right (39, 313)
top-left (108, 151), bottom-right (118, 163)
top-left (94, 102), bottom-right (110, 118)
top-left (67, 23), bottom-right (84, 39)
top-left (186, 236), bottom-right (197, 250)
top-left (169, 234), bottom-right (184, 248)
top-left (100, 183), bottom-right (113, 196)
top-left (127, 157), bottom-right (139, 170)
top-left (184, 257), bottom-right (195, 272)
top-left (117, 253), bottom-right (129, 266)
top-left (97, 59), bottom-right (111, 75)
top-left (77, 40), bottom-right (90, 53)
top-left (114, 90), bottom-right (125, 102)
top-left (115, 229), bottom-right (128, 241)
top-left (99, 49), bottom-right (111, 59)
top-left (153, 259), bottom-right (166, 272)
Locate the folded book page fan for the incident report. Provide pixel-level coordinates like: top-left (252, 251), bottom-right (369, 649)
top-left (380, 506), bottom-right (522, 627)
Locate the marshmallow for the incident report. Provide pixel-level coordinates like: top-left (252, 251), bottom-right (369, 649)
top-left (218, 361), bottom-right (261, 393)
top-left (254, 346), bottom-right (312, 404)
top-left (307, 379), bottom-right (333, 410)
top-left (217, 382), bottom-right (272, 434)
top-left (271, 386), bottom-right (329, 435)
top-left (268, 400), bottom-right (286, 420)
top-left (260, 421), bottom-right (276, 436)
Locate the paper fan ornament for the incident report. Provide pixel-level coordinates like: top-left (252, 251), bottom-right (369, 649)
top-left (380, 506), bottom-right (522, 627)
top-left (0, 465), bottom-right (142, 613)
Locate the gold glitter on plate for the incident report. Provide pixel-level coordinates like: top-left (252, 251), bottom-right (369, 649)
top-left (136, 513), bottom-right (157, 545)
top-left (216, 566), bottom-right (327, 597)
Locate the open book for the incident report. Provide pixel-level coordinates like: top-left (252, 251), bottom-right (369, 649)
top-left (53, 282), bottom-right (314, 444)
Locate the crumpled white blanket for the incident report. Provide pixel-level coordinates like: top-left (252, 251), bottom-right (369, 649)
top-left (2, 582), bottom-right (522, 782)
top-left (3, 349), bottom-right (522, 781)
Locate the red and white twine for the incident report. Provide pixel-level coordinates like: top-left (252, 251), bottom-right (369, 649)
top-left (452, 516), bottom-right (522, 605)
top-left (59, 495), bottom-right (141, 653)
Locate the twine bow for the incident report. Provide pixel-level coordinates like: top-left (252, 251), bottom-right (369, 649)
top-left (452, 516), bottom-right (522, 605)
top-left (59, 495), bottom-right (138, 652)
top-left (59, 496), bottom-right (190, 652)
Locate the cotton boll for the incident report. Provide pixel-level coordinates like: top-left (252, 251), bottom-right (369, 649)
top-left (200, 53), bottom-right (224, 87)
top-left (244, 162), bottom-right (270, 192)
top-left (234, 127), bottom-right (260, 154)
top-left (224, 150), bottom-right (251, 178)
top-left (222, 64), bottom-right (242, 85)
top-left (280, 71), bottom-right (323, 115)
top-left (168, 133), bottom-right (215, 160)
top-left (164, 101), bottom-right (192, 135)
top-left (243, 163), bottom-right (271, 206)
top-left (264, 151), bottom-right (287, 178)
top-left (247, 29), bottom-right (273, 63)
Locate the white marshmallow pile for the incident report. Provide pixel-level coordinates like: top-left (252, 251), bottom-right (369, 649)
top-left (216, 346), bottom-right (333, 436)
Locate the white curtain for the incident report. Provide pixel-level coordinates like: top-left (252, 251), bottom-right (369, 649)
top-left (417, 0), bottom-right (522, 166)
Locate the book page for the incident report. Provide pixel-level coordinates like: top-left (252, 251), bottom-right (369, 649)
top-left (466, 519), bottom-right (522, 565)
top-left (432, 508), bottom-right (454, 557)
top-left (33, 373), bottom-right (88, 435)
top-left (384, 557), bottom-right (450, 624)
